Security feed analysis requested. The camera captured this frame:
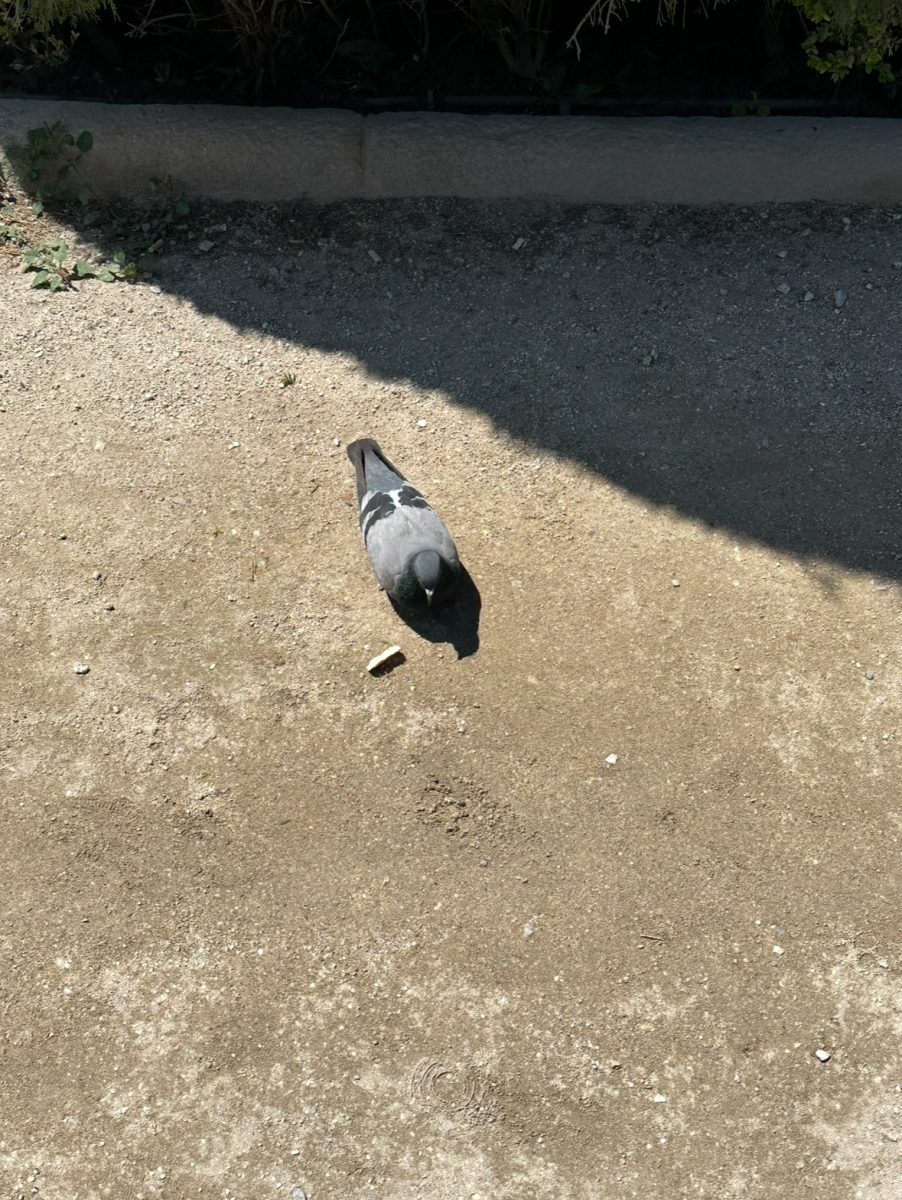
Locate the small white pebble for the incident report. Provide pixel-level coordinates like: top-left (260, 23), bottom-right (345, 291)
top-left (777, 283), bottom-right (791, 294)
top-left (228, 441), bottom-right (241, 449)
top-left (523, 919), bottom-right (537, 938)
top-left (73, 663), bottom-right (90, 675)
top-left (803, 291), bottom-right (815, 302)
top-left (417, 419), bottom-right (428, 428)
top-left (332, 437), bottom-right (340, 447)
top-left (512, 237), bottom-right (526, 250)
top-left (834, 289), bottom-right (848, 308)
top-left (142, 392), bottom-right (155, 402)
top-left (671, 578), bottom-right (680, 587)
top-left (367, 249), bottom-right (381, 263)
top-left (877, 958), bottom-right (889, 969)
top-left (814, 1049), bottom-right (832, 1063)
top-left (367, 645), bottom-right (403, 675)
top-left (773, 945), bottom-right (784, 956)
top-left (777, 250), bottom-right (788, 258)
top-left (605, 753), bottom-right (618, 766)
top-left (92, 570), bottom-right (102, 581)
top-left (652, 1093), bottom-right (667, 1103)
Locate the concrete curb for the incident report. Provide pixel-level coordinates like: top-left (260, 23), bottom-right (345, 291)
top-left (2, 99), bottom-right (902, 203)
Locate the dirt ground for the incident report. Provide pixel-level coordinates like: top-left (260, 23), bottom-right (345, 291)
top-left (1, 199), bottom-right (900, 1200)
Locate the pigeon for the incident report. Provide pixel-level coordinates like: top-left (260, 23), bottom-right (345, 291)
top-left (347, 437), bottom-right (461, 612)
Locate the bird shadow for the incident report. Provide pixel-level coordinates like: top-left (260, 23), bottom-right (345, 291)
top-left (389, 566), bottom-right (481, 659)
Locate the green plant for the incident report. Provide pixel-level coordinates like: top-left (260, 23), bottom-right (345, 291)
top-left (22, 237), bottom-right (137, 289)
top-left (0, 0), bottom-right (115, 73)
top-left (789, 0), bottom-right (902, 81)
top-left (142, 175), bottom-right (191, 250)
top-left (0, 219), bottom-right (28, 246)
top-left (22, 237), bottom-right (84, 289)
top-left (280, 371), bottom-right (297, 386)
top-left (0, 21), bottom-right (78, 68)
top-left (3, 123), bottom-right (185, 283)
top-left (1, 0), bottom-right (115, 29)
top-left (7, 122), bottom-right (94, 205)
top-left (97, 174), bottom-right (191, 266)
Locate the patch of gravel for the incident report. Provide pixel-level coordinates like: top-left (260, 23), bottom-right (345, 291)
top-left (1, 198), bottom-right (900, 1200)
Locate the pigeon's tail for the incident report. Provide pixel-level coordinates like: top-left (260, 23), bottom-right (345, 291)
top-left (346, 437), bottom-right (406, 504)
top-left (346, 438), bottom-right (376, 505)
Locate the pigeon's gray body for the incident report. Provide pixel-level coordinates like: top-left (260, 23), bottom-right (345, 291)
top-left (347, 438), bottom-right (460, 611)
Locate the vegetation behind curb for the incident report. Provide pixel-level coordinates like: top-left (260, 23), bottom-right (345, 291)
top-left (2, 0), bottom-right (901, 111)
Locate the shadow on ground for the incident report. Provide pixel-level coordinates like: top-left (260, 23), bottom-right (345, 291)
top-left (389, 566), bottom-right (482, 659)
top-left (26, 195), bottom-right (902, 583)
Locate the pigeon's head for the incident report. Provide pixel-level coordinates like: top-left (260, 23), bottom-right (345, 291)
top-left (412, 549), bottom-right (444, 605)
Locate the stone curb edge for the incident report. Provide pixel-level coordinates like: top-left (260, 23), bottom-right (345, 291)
top-left (2, 98), bottom-right (901, 204)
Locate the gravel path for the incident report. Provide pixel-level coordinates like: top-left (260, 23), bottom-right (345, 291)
top-left (1, 199), bottom-right (900, 1200)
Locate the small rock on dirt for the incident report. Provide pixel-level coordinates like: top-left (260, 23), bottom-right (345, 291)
top-left (73, 663), bottom-right (90, 675)
top-left (834, 290), bottom-right (848, 308)
top-left (367, 646), bottom-right (404, 675)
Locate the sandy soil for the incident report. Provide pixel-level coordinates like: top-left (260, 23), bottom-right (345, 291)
top-left (1, 199), bottom-right (900, 1200)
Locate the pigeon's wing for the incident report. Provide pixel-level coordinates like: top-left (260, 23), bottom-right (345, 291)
top-left (363, 487), bottom-right (459, 592)
top-left (346, 438), bottom-right (407, 508)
